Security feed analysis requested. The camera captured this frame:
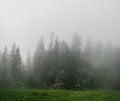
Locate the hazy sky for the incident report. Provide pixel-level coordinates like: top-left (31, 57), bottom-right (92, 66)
top-left (0, 0), bottom-right (120, 58)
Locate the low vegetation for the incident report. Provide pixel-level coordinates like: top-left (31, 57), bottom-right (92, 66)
top-left (0, 89), bottom-right (120, 101)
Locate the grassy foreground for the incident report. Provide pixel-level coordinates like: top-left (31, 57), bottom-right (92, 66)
top-left (0, 89), bottom-right (120, 101)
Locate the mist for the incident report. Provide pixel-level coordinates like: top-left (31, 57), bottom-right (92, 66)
top-left (0, 0), bottom-right (120, 58)
top-left (0, 0), bottom-right (120, 91)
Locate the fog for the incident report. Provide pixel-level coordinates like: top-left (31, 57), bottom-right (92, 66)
top-left (1, 0), bottom-right (120, 90)
top-left (0, 0), bottom-right (120, 58)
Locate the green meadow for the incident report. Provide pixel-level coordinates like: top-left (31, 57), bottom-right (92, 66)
top-left (0, 89), bottom-right (120, 101)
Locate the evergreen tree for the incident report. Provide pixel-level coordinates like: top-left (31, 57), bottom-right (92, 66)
top-left (0, 46), bottom-right (10, 86)
top-left (10, 44), bottom-right (22, 86)
top-left (63, 33), bottom-right (82, 89)
top-left (82, 39), bottom-right (95, 88)
top-left (33, 37), bottom-right (45, 86)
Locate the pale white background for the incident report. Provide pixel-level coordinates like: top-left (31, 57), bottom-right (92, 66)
top-left (0, 0), bottom-right (120, 59)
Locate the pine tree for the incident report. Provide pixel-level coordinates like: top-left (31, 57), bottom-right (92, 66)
top-left (1, 46), bottom-right (9, 86)
top-left (10, 44), bottom-right (22, 86)
top-left (63, 33), bottom-right (82, 89)
top-left (33, 37), bottom-right (45, 86)
top-left (15, 47), bottom-right (22, 85)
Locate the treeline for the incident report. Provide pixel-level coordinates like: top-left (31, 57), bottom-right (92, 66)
top-left (0, 33), bottom-right (120, 89)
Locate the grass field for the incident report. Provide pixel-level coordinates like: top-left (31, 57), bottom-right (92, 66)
top-left (0, 89), bottom-right (120, 101)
